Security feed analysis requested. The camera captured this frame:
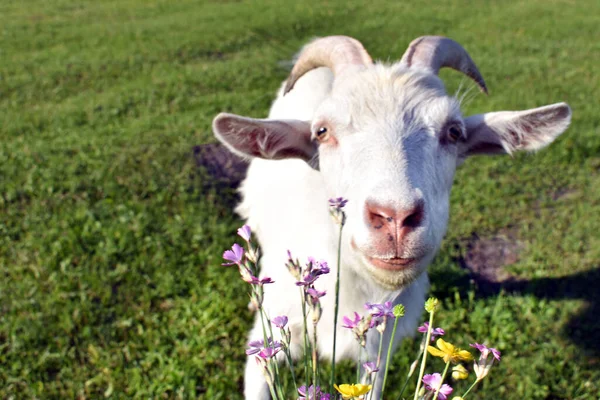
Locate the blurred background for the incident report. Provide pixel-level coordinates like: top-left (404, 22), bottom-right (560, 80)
top-left (1, 0), bottom-right (598, 398)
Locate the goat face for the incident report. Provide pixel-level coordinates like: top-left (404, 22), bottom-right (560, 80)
top-left (213, 36), bottom-right (571, 290)
top-left (313, 68), bottom-right (461, 289)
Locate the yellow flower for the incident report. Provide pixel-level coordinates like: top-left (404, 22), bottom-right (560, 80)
top-left (451, 364), bottom-right (469, 380)
top-left (452, 397), bottom-right (465, 400)
top-left (334, 383), bottom-right (372, 399)
top-left (427, 338), bottom-right (474, 364)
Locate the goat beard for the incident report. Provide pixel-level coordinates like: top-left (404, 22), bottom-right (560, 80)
top-left (365, 264), bottom-right (427, 291)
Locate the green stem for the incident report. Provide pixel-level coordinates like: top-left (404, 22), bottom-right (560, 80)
top-left (330, 223), bottom-right (343, 391)
top-left (382, 315), bottom-right (400, 394)
top-left (357, 346), bottom-right (362, 383)
top-left (461, 379), bottom-right (480, 398)
top-left (432, 361), bottom-right (451, 400)
top-left (281, 328), bottom-right (298, 393)
top-left (301, 289), bottom-right (311, 389)
top-left (265, 364), bottom-right (278, 400)
top-left (370, 324), bottom-right (386, 400)
top-left (413, 310), bottom-right (436, 400)
top-left (312, 322), bottom-right (319, 389)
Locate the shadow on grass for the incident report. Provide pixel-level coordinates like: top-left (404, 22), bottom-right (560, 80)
top-left (432, 262), bottom-right (600, 359)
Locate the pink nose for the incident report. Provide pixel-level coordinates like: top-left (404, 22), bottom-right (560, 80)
top-left (365, 200), bottom-right (425, 247)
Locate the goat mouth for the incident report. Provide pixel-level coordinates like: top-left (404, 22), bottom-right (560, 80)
top-left (366, 256), bottom-right (417, 271)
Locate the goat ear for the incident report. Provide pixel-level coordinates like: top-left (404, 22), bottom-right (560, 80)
top-left (460, 102), bottom-right (572, 157)
top-left (212, 113), bottom-right (316, 162)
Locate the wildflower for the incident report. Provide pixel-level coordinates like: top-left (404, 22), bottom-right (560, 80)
top-left (286, 250), bottom-right (301, 280)
top-left (365, 301), bottom-right (395, 319)
top-left (470, 342), bottom-right (501, 381)
top-left (297, 385), bottom-right (331, 400)
top-left (237, 225), bottom-right (251, 242)
top-left (328, 197), bottom-right (348, 209)
top-left (427, 338), bottom-right (473, 364)
top-left (363, 361), bottom-right (379, 374)
top-left (418, 322), bottom-right (446, 341)
top-left (271, 315), bottom-right (288, 329)
top-left (329, 197), bottom-right (348, 225)
top-left (351, 315), bottom-right (372, 348)
top-left (342, 312), bottom-right (361, 329)
top-left (470, 343), bottom-right (501, 362)
top-left (309, 258), bottom-right (331, 276)
top-left (306, 288), bottom-right (327, 303)
top-left (425, 297), bottom-right (440, 313)
top-left (451, 364), bottom-right (469, 380)
top-left (248, 276), bottom-right (275, 286)
top-left (365, 301), bottom-right (395, 332)
top-left (245, 338), bottom-right (282, 356)
top-left (258, 346), bottom-right (281, 359)
top-left (452, 397), bottom-right (465, 400)
top-left (222, 243), bottom-right (244, 266)
top-left (334, 383), bottom-right (372, 399)
top-left (422, 373), bottom-right (453, 400)
top-left (296, 259), bottom-right (330, 286)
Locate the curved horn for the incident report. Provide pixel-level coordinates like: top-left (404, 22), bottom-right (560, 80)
top-left (284, 36), bottom-right (373, 94)
top-left (400, 36), bottom-right (488, 94)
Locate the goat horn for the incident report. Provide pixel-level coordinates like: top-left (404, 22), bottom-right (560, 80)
top-left (400, 36), bottom-right (488, 94)
top-left (284, 36), bottom-right (373, 95)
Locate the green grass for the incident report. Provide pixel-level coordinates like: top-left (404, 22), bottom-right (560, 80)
top-left (1, 0), bottom-right (599, 398)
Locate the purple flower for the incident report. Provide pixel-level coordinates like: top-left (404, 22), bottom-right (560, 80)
top-left (308, 257), bottom-right (330, 276)
top-left (365, 301), bottom-right (395, 319)
top-left (470, 343), bottom-right (501, 361)
top-left (342, 312), bottom-right (361, 329)
top-left (245, 339), bottom-right (265, 355)
top-left (306, 288), bottom-right (326, 302)
top-left (258, 346), bottom-right (281, 359)
top-left (298, 385), bottom-right (331, 400)
top-left (246, 338), bottom-right (282, 356)
top-left (272, 315), bottom-right (288, 329)
top-left (422, 373), bottom-right (453, 400)
top-left (418, 322), bottom-right (446, 341)
top-left (328, 197), bottom-right (348, 209)
top-left (296, 259), bottom-right (330, 286)
top-left (248, 276), bottom-right (275, 286)
top-left (222, 243), bottom-right (244, 266)
top-left (237, 225), bottom-right (252, 241)
top-left (363, 361), bottom-right (379, 374)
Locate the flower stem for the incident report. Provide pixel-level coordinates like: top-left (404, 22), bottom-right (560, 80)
top-left (461, 379), bottom-right (480, 398)
top-left (370, 326), bottom-right (386, 400)
top-left (301, 289), bottom-right (311, 388)
top-left (312, 322), bottom-right (319, 389)
top-left (413, 309), bottom-right (436, 400)
top-left (382, 315), bottom-right (399, 395)
top-left (330, 223), bottom-right (343, 391)
top-left (432, 361), bottom-right (451, 400)
top-left (356, 345), bottom-right (362, 383)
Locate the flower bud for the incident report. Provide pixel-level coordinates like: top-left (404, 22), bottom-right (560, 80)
top-left (393, 304), bottom-right (405, 318)
top-left (452, 364), bottom-right (469, 380)
top-left (425, 297), bottom-right (440, 313)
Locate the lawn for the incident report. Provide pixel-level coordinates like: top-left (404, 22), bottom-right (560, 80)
top-left (0, 0), bottom-right (599, 398)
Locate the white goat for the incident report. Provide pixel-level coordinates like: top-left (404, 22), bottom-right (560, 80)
top-left (212, 36), bottom-right (572, 399)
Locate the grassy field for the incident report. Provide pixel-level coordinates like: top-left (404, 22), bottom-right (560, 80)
top-left (1, 0), bottom-right (599, 398)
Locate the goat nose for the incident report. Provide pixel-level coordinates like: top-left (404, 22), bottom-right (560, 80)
top-left (365, 200), bottom-right (425, 237)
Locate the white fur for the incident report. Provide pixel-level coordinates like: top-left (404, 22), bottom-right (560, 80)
top-left (213, 44), bottom-right (571, 400)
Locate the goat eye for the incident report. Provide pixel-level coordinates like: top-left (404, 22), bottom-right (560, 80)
top-left (446, 125), bottom-right (463, 143)
top-left (315, 127), bottom-right (329, 142)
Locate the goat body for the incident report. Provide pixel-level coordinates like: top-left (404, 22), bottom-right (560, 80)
top-left (212, 36), bottom-right (572, 399)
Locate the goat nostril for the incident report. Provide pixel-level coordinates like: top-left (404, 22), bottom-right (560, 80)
top-left (402, 203), bottom-right (424, 228)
